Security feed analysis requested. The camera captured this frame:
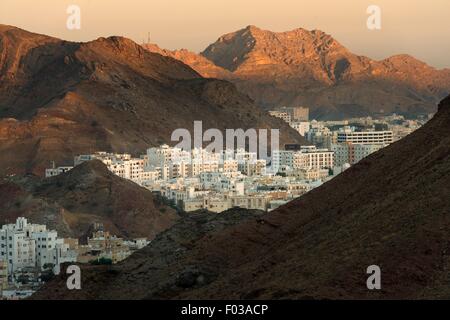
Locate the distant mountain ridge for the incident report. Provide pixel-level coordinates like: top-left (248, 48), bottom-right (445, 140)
top-left (144, 25), bottom-right (450, 119)
top-left (0, 25), bottom-right (304, 176)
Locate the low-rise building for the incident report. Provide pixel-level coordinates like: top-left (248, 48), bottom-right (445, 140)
top-left (45, 166), bottom-right (74, 178)
top-left (87, 230), bottom-right (131, 264)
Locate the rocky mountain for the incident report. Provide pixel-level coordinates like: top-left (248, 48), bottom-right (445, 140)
top-left (141, 43), bottom-right (233, 79)
top-left (0, 25), bottom-right (304, 176)
top-left (0, 160), bottom-right (178, 240)
top-left (31, 208), bottom-right (265, 299)
top-left (144, 25), bottom-right (450, 120)
top-left (33, 95), bottom-right (450, 299)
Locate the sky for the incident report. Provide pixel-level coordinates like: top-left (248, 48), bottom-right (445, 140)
top-left (1, 0), bottom-right (449, 68)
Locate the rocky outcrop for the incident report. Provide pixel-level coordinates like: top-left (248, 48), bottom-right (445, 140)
top-left (31, 208), bottom-right (265, 299)
top-left (145, 25), bottom-right (450, 119)
top-left (33, 95), bottom-right (450, 299)
top-left (0, 25), bottom-right (305, 176)
top-left (0, 160), bottom-right (178, 240)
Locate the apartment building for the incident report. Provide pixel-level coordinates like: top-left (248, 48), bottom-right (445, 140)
top-left (337, 130), bottom-right (393, 144)
top-left (269, 110), bottom-right (291, 123)
top-left (242, 160), bottom-right (267, 176)
top-left (45, 166), bottom-right (74, 178)
top-left (272, 150), bottom-right (294, 172)
top-left (282, 106), bottom-right (309, 121)
top-left (332, 143), bottom-right (386, 166)
top-left (290, 121), bottom-right (311, 136)
top-left (293, 146), bottom-right (334, 170)
top-left (0, 218), bottom-right (77, 274)
top-left (183, 194), bottom-right (269, 213)
top-left (270, 107), bottom-right (309, 123)
top-left (222, 159), bottom-right (239, 173)
top-left (0, 259), bottom-right (7, 293)
top-left (87, 230), bottom-right (131, 264)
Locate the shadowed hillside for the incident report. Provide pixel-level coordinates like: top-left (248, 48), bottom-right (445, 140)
top-left (0, 160), bottom-right (178, 240)
top-left (32, 96), bottom-right (450, 299)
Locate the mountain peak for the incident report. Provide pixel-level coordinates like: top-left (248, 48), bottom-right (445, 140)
top-left (244, 25), bottom-right (261, 31)
top-left (201, 25), bottom-right (349, 75)
top-left (0, 24), bottom-right (18, 32)
top-left (0, 25), bottom-right (304, 175)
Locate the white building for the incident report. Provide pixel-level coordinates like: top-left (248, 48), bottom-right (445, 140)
top-left (331, 143), bottom-right (386, 166)
top-left (0, 218), bottom-right (77, 275)
top-left (269, 110), bottom-right (291, 123)
top-left (337, 130), bottom-right (393, 145)
top-left (45, 166), bottom-right (74, 178)
top-left (290, 121), bottom-right (311, 136)
top-left (0, 218), bottom-right (38, 274)
top-left (272, 150), bottom-right (294, 172)
top-left (293, 146), bottom-right (334, 170)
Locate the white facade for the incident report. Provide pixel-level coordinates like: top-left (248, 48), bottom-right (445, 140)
top-left (293, 146), bottom-right (334, 170)
top-left (0, 218), bottom-right (77, 275)
top-left (331, 143), bottom-right (386, 166)
top-left (337, 130), bottom-right (393, 145)
top-left (290, 121), bottom-right (311, 136)
top-left (272, 150), bottom-right (294, 172)
top-left (269, 110), bottom-right (291, 123)
top-left (45, 166), bottom-right (74, 178)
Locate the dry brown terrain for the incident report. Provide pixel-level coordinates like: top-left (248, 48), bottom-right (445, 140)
top-left (32, 96), bottom-right (450, 300)
top-left (0, 25), bottom-right (304, 176)
top-left (145, 25), bottom-right (450, 119)
top-left (0, 160), bottom-right (178, 240)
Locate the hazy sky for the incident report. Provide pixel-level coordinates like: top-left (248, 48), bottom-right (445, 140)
top-left (1, 0), bottom-right (449, 68)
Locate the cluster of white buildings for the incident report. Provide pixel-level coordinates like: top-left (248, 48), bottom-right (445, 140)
top-left (268, 108), bottom-right (424, 168)
top-left (45, 108), bottom-right (429, 214)
top-left (269, 107), bottom-right (428, 156)
top-left (330, 129), bottom-right (394, 166)
top-left (0, 218), bottom-right (77, 276)
top-left (269, 106), bottom-right (310, 136)
top-left (0, 218), bottom-right (150, 299)
top-left (45, 143), bottom-right (341, 213)
top-left (43, 139), bottom-right (395, 213)
top-left (306, 126), bottom-right (394, 166)
top-left (144, 145), bottom-right (330, 212)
